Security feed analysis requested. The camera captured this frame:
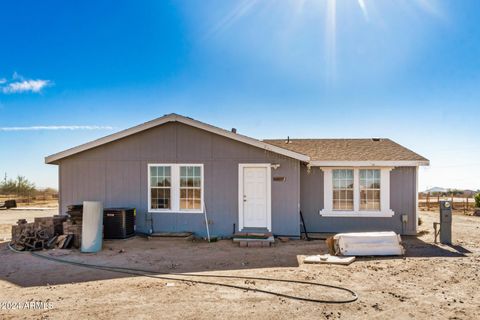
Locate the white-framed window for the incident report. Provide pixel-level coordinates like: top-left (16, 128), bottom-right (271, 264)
top-left (180, 166), bottom-right (202, 210)
top-left (320, 167), bottom-right (394, 217)
top-left (148, 164), bottom-right (204, 213)
top-left (359, 169), bottom-right (381, 211)
top-left (332, 169), bottom-right (354, 210)
top-left (149, 166), bottom-right (172, 210)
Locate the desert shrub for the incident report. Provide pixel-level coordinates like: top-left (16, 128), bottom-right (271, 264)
top-left (34, 187), bottom-right (58, 199)
top-left (0, 176), bottom-right (35, 197)
top-left (418, 217), bottom-right (423, 226)
top-left (475, 193), bottom-right (480, 208)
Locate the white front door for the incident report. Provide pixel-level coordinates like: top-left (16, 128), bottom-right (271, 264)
top-left (239, 164), bottom-right (271, 230)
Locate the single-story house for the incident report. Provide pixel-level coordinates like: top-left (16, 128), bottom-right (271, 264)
top-left (45, 114), bottom-right (429, 237)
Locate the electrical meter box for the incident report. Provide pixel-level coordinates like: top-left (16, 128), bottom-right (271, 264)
top-left (439, 201), bottom-right (452, 244)
top-left (440, 201), bottom-right (452, 223)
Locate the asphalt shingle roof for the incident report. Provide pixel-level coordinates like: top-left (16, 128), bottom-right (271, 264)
top-left (263, 138), bottom-right (429, 162)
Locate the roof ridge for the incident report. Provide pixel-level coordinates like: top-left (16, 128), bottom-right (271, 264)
top-left (45, 114), bottom-right (310, 164)
top-left (263, 138), bottom-right (389, 141)
top-left (264, 138), bottom-right (429, 164)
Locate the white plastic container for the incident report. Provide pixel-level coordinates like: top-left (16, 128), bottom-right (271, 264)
top-left (81, 201), bottom-right (103, 253)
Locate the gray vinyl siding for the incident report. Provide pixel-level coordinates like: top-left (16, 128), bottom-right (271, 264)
top-left (58, 122), bottom-right (301, 237)
top-left (300, 166), bottom-right (417, 235)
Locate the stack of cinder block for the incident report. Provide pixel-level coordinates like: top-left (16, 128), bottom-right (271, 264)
top-left (12, 218), bottom-right (54, 240)
top-left (12, 216), bottom-right (68, 239)
top-left (63, 204), bottom-right (83, 249)
top-left (11, 220), bottom-right (37, 242)
top-left (11, 218), bottom-right (61, 251)
top-left (33, 217), bottom-right (55, 237)
top-left (62, 221), bottom-right (82, 248)
top-left (53, 215), bottom-right (68, 235)
top-left (11, 221), bottom-right (49, 251)
top-left (10, 212), bottom-right (80, 251)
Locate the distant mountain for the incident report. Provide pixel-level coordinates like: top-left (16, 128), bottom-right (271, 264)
top-left (423, 187), bottom-right (448, 193)
top-left (422, 187), bottom-right (479, 195)
top-left (463, 189), bottom-right (478, 196)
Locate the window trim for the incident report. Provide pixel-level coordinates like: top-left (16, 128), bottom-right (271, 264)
top-left (148, 163), bottom-right (204, 214)
top-left (320, 167), bottom-right (394, 217)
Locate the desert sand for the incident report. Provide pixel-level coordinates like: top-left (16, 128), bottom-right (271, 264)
top-left (0, 209), bottom-right (479, 319)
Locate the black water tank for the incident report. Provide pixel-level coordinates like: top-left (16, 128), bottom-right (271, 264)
top-left (103, 208), bottom-right (135, 239)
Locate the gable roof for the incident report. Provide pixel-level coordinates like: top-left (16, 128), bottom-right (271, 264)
top-left (45, 114), bottom-right (310, 164)
top-left (263, 138), bottom-right (429, 166)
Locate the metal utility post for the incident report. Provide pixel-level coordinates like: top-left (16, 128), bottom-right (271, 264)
top-left (439, 200), bottom-right (452, 244)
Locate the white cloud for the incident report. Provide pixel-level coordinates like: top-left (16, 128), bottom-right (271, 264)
top-left (0, 73), bottom-right (53, 94)
top-left (0, 125), bottom-right (114, 131)
top-left (2, 79), bottom-right (51, 94)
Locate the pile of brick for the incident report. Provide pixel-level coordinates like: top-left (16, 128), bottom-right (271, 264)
top-left (67, 205), bottom-right (83, 223)
top-left (10, 215), bottom-right (68, 251)
top-left (10, 205), bottom-right (85, 251)
top-left (63, 204), bottom-right (83, 248)
top-left (63, 221), bottom-right (82, 249)
top-left (53, 216), bottom-right (67, 235)
top-left (33, 217), bottom-right (55, 236)
top-left (11, 220), bottom-right (52, 251)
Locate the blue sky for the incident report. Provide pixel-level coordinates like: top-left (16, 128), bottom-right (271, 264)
top-left (0, 0), bottom-right (479, 190)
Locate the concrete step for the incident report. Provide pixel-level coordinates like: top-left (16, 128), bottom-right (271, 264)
top-left (232, 236), bottom-right (275, 247)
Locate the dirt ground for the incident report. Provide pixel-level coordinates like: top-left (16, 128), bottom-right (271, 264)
top-left (1, 210), bottom-right (479, 320)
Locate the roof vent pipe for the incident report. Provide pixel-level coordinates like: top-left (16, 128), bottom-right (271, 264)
top-left (372, 138), bottom-right (381, 142)
top-left (231, 128), bottom-right (237, 133)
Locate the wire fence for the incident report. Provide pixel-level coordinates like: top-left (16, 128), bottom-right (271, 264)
top-left (418, 193), bottom-right (477, 214)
